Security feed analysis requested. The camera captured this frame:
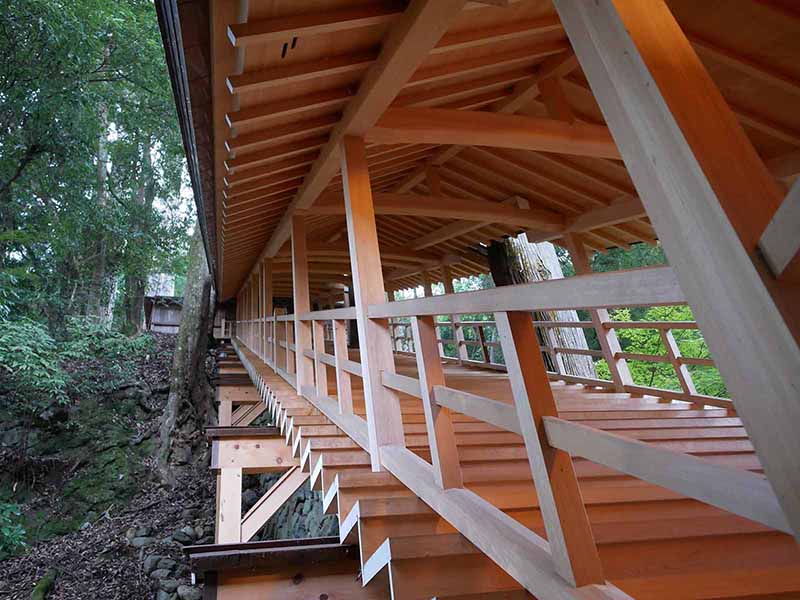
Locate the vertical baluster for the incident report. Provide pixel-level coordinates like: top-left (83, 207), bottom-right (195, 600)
top-left (661, 327), bottom-right (700, 406)
top-left (410, 316), bottom-right (462, 489)
top-left (313, 320), bottom-right (329, 398)
top-left (333, 319), bottom-right (353, 415)
top-left (477, 324), bottom-right (490, 364)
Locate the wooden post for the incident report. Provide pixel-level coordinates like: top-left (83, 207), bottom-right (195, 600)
top-left (313, 320), bottom-right (329, 398)
top-left (442, 265), bottom-right (469, 364)
top-left (564, 233), bottom-right (632, 391)
top-left (554, 0), bottom-right (800, 538)
top-left (410, 315), bottom-right (462, 489)
top-left (660, 328), bottom-right (698, 402)
top-left (340, 136), bottom-right (405, 470)
top-left (292, 216), bottom-right (314, 391)
top-left (422, 270), bottom-right (433, 298)
top-left (264, 259), bottom-right (273, 365)
top-left (332, 319), bottom-right (353, 414)
top-left (215, 467), bottom-right (242, 544)
top-left (495, 310), bottom-right (604, 586)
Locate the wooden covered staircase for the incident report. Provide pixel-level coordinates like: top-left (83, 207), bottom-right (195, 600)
top-left (187, 337), bottom-right (800, 600)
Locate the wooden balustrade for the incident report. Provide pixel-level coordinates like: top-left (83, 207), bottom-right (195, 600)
top-left (232, 263), bottom-right (790, 597)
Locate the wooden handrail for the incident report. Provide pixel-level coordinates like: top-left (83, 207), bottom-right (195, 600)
top-left (298, 306), bottom-right (357, 321)
top-left (368, 266), bottom-right (684, 318)
top-left (543, 416), bottom-right (791, 534)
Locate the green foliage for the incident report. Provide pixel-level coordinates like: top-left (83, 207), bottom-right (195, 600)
top-left (59, 318), bottom-right (156, 400)
top-left (0, 317), bottom-right (157, 422)
top-left (0, 320), bottom-right (69, 413)
top-left (0, 503), bottom-right (26, 559)
top-left (594, 305), bottom-right (727, 397)
top-left (1, 0), bottom-right (193, 331)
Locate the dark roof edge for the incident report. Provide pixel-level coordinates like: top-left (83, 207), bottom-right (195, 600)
top-left (155, 0), bottom-right (218, 291)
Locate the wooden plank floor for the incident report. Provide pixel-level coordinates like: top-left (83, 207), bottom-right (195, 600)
top-left (244, 344), bottom-right (800, 599)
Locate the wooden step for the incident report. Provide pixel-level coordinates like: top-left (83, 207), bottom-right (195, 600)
top-left (323, 470), bottom-right (411, 517)
top-left (362, 534), bottom-right (523, 600)
top-left (186, 537), bottom-right (389, 599)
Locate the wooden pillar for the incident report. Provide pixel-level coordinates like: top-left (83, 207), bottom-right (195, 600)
top-left (495, 311), bottom-right (603, 586)
top-left (291, 216), bottom-right (313, 391)
top-left (422, 271), bottom-right (433, 298)
top-left (340, 136), bottom-right (405, 470)
top-left (563, 233), bottom-right (632, 391)
top-left (554, 0), bottom-right (800, 539)
top-left (264, 259), bottom-right (273, 365)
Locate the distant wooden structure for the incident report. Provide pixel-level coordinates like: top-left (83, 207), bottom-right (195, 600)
top-left (156, 0), bottom-right (800, 598)
top-left (144, 295), bottom-right (182, 334)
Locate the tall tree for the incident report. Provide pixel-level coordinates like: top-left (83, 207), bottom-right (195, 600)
top-left (488, 236), bottom-right (596, 377)
top-left (157, 230), bottom-right (214, 487)
top-left (0, 0), bottom-right (191, 331)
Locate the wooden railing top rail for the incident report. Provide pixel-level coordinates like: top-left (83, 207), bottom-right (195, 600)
top-left (297, 306), bottom-right (356, 321)
top-left (369, 266), bottom-right (684, 318)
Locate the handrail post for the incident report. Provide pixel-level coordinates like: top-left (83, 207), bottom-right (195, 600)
top-left (333, 318), bottom-right (354, 415)
top-left (660, 328), bottom-right (700, 407)
top-left (442, 265), bottom-right (468, 365)
top-left (341, 136), bottom-right (405, 470)
top-left (292, 216), bottom-right (314, 392)
top-left (312, 319), bottom-right (329, 398)
top-left (410, 315), bottom-right (462, 489)
top-left (495, 310), bottom-right (604, 586)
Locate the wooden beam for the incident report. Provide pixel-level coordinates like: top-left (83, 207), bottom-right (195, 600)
top-left (240, 466), bottom-right (310, 542)
top-left (226, 115), bottom-right (339, 156)
top-left (224, 152), bottom-right (319, 187)
top-left (759, 178), bottom-right (800, 280)
top-left (554, 0), bottom-right (800, 540)
top-left (228, 2), bottom-right (404, 47)
top-left (766, 150), bottom-right (800, 181)
top-left (225, 136), bottom-right (328, 174)
top-left (392, 51), bottom-right (578, 193)
top-left (227, 50), bottom-right (377, 95)
top-left (495, 311), bottom-right (604, 586)
top-left (527, 198), bottom-right (647, 243)
top-left (432, 15), bottom-right (562, 54)
top-left (688, 33), bottom-right (800, 99)
top-left (368, 108), bottom-right (620, 158)
top-left (341, 136), bottom-right (405, 469)
top-left (370, 265), bottom-right (684, 318)
top-left (544, 416), bottom-right (792, 534)
top-left (257, 0), bottom-right (470, 261)
top-left (226, 88), bottom-right (352, 131)
top-left (310, 191), bottom-right (565, 231)
top-left (379, 445), bottom-right (629, 599)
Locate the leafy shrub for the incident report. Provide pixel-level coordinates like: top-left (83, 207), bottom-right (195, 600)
top-left (0, 319), bottom-right (69, 414)
top-left (60, 317), bottom-right (155, 361)
top-left (0, 503), bottom-right (26, 559)
top-left (59, 317), bottom-right (156, 399)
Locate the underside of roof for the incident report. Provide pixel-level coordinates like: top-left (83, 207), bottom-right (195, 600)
top-left (158, 0), bottom-right (800, 300)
